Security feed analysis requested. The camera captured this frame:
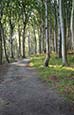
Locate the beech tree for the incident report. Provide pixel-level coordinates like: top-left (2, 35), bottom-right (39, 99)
top-left (44, 0), bottom-right (50, 67)
top-left (0, 2), bottom-right (3, 64)
top-left (70, 0), bottom-right (74, 49)
top-left (58, 0), bottom-right (67, 65)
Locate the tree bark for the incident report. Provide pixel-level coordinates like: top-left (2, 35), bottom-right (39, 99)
top-left (22, 21), bottom-right (26, 58)
top-left (54, 0), bottom-right (58, 54)
top-left (44, 0), bottom-right (50, 67)
top-left (2, 27), bottom-right (10, 63)
top-left (70, 0), bottom-right (74, 49)
top-left (57, 5), bottom-right (62, 58)
top-left (33, 26), bottom-right (37, 54)
top-left (59, 0), bottom-right (67, 65)
top-left (38, 28), bottom-right (41, 54)
top-left (18, 24), bottom-right (21, 57)
top-left (28, 32), bottom-right (31, 56)
top-left (0, 4), bottom-right (3, 64)
top-left (9, 18), bottom-right (14, 59)
top-left (0, 21), bottom-right (2, 64)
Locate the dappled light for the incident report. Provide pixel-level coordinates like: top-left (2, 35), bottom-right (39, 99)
top-left (12, 63), bottom-right (27, 67)
top-left (0, 0), bottom-right (74, 114)
top-left (49, 65), bottom-right (74, 71)
top-left (31, 54), bottom-right (74, 102)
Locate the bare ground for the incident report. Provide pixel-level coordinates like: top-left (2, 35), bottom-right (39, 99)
top-left (0, 59), bottom-right (74, 115)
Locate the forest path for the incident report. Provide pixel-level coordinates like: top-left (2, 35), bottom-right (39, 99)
top-left (0, 59), bottom-right (73, 115)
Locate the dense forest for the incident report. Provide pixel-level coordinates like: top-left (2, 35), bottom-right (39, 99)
top-left (0, 0), bottom-right (74, 113)
top-left (0, 0), bottom-right (74, 66)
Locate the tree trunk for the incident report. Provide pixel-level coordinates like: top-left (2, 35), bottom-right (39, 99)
top-left (18, 24), bottom-right (21, 57)
top-left (54, 0), bottom-right (58, 54)
top-left (57, 6), bottom-right (62, 58)
top-left (59, 0), bottom-right (67, 65)
top-left (58, 32), bottom-right (62, 58)
top-left (2, 27), bottom-right (10, 63)
top-left (0, 21), bottom-right (2, 64)
top-left (28, 32), bottom-right (31, 56)
top-left (38, 28), bottom-right (41, 54)
top-left (33, 26), bottom-right (37, 54)
top-left (9, 18), bottom-right (14, 59)
top-left (70, 0), bottom-right (74, 49)
top-left (22, 22), bottom-right (26, 58)
top-left (42, 23), bottom-right (45, 52)
top-left (54, 29), bottom-right (57, 53)
top-left (41, 20), bottom-right (45, 53)
top-left (44, 0), bottom-right (50, 67)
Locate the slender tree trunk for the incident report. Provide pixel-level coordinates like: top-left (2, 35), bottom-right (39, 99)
top-left (49, 21), bottom-right (53, 51)
top-left (0, 21), bottom-right (2, 64)
top-left (9, 18), bottom-right (14, 59)
top-left (44, 0), bottom-right (50, 67)
top-left (40, 21), bottom-right (45, 53)
top-left (54, 1), bottom-right (58, 54)
top-left (41, 20), bottom-right (45, 53)
top-left (33, 26), bottom-right (37, 54)
top-left (58, 32), bottom-right (62, 58)
top-left (22, 22), bottom-right (26, 58)
top-left (0, 5), bottom-right (3, 64)
top-left (28, 32), bottom-right (31, 56)
top-left (54, 29), bottom-right (57, 53)
top-left (10, 30), bottom-right (14, 59)
top-left (39, 37), bottom-right (41, 54)
top-left (22, 2), bottom-right (27, 58)
top-left (57, 6), bottom-right (62, 58)
top-left (38, 29), bottom-right (41, 54)
top-left (66, 27), bottom-right (72, 50)
top-left (18, 24), bottom-right (21, 57)
top-left (64, 18), bottom-right (67, 61)
top-left (2, 27), bottom-right (10, 63)
top-left (42, 23), bottom-right (45, 52)
top-left (70, 0), bottom-right (74, 49)
top-left (59, 0), bottom-right (67, 65)
top-left (34, 34), bottom-right (37, 54)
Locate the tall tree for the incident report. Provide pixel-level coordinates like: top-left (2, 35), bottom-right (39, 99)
top-left (0, 2), bottom-right (3, 64)
top-left (44, 0), bottom-right (50, 67)
top-left (58, 0), bottom-right (67, 65)
top-left (70, 0), bottom-right (74, 49)
top-left (2, 27), bottom-right (10, 63)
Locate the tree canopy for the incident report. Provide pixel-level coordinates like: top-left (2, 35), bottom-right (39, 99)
top-left (0, 0), bottom-right (74, 66)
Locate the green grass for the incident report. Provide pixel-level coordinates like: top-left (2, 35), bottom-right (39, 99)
top-left (31, 53), bottom-right (74, 102)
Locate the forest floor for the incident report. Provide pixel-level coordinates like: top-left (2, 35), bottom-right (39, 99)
top-left (0, 59), bottom-right (74, 115)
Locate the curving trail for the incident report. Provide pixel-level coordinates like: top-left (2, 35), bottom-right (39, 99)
top-left (0, 59), bottom-right (73, 115)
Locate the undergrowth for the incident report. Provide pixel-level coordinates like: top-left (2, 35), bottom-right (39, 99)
top-left (31, 53), bottom-right (74, 102)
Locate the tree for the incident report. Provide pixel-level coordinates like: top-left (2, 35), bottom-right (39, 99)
top-left (70, 0), bottom-right (74, 49)
top-left (58, 0), bottom-right (67, 65)
top-left (0, 2), bottom-right (3, 64)
top-left (44, 0), bottom-right (50, 67)
top-left (0, 20), bottom-right (2, 64)
top-left (2, 27), bottom-right (10, 63)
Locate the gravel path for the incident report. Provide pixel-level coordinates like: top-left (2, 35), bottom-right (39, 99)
top-left (0, 59), bottom-right (73, 115)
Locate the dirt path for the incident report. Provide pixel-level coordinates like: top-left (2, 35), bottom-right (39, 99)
top-left (0, 59), bottom-right (73, 115)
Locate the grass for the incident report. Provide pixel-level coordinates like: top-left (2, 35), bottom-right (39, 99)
top-left (30, 53), bottom-right (74, 102)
